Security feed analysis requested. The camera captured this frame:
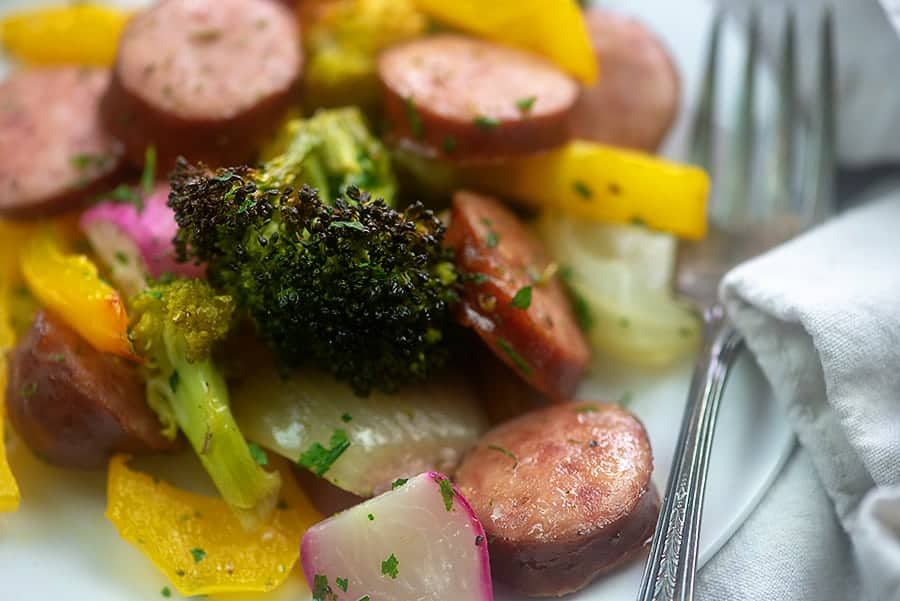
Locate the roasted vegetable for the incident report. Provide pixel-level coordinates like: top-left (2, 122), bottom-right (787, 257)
top-left (21, 226), bottom-right (136, 360)
top-left (540, 212), bottom-right (702, 367)
top-left (301, 471), bottom-right (492, 601)
top-left (170, 162), bottom-right (458, 395)
top-left (128, 279), bottom-right (280, 524)
top-left (257, 107), bottom-right (397, 206)
top-left (301, 0), bottom-right (427, 112)
top-left (232, 364), bottom-right (487, 496)
top-left (107, 455), bottom-right (320, 596)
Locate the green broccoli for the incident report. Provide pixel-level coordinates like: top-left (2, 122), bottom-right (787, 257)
top-left (169, 158), bottom-right (458, 395)
top-left (257, 107), bottom-right (397, 205)
top-left (129, 279), bottom-right (280, 525)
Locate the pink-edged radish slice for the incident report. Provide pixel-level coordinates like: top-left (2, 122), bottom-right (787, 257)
top-left (301, 472), bottom-right (493, 601)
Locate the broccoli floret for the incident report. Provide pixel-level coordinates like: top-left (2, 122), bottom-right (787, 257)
top-left (129, 279), bottom-right (280, 525)
top-left (258, 107), bottom-right (397, 205)
top-left (170, 159), bottom-right (458, 395)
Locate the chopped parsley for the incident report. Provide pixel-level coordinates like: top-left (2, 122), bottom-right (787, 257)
top-left (169, 370), bottom-right (180, 394)
top-left (190, 548), bottom-right (206, 563)
top-left (515, 96), bottom-right (537, 113)
top-left (70, 153), bottom-right (110, 172)
top-left (434, 474), bottom-right (455, 511)
top-left (487, 444), bottom-right (518, 468)
top-left (442, 135), bottom-right (457, 154)
top-left (573, 179), bottom-right (593, 200)
top-left (335, 577), bottom-right (349, 592)
top-left (381, 553), bottom-right (399, 579)
top-left (473, 115), bottom-right (500, 130)
top-left (391, 478), bottom-right (408, 490)
top-left (298, 429), bottom-right (351, 477)
top-left (161, 586), bottom-right (171, 598)
top-left (559, 265), bottom-right (593, 332)
top-left (141, 146), bottom-right (157, 194)
top-left (468, 272), bottom-right (489, 285)
top-left (367, 513), bottom-right (375, 521)
top-left (21, 382), bottom-right (37, 398)
top-left (340, 413), bottom-right (353, 423)
top-left (108, 184), bottom-right (144, 211)
top-left (496, 338), bottom-right (532, 376)
top-left (248, 442), bottom-right (268, 466)
top-left (404, 96), bottom-right (424, 139)
top-left (630, 215), bottom-right (647, 227)
top-left (510, 286), bottom-right (532, 310)
top-left (54, 354), bottom-right (65, 364)
top-left (359, 597), bottom-right (371, 601)
top-left (312, 574), bottom-right (335, 601)
top-left (114, 251), bottom-right (129, 265)
top-left (485, 231), bottom-right (499, 248)
top-left (575, 404), bottom-right (598, 414)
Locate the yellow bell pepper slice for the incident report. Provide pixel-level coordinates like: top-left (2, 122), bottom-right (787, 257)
top-left (0, 3), bottom-right (131, 67)
top-left (413, 0), bottom-right (597, 84)
top-left (106, 455), bottom-right (321, 596)
top-left (21, 227), bottom-right (136, 360)
top-left (0, 282), bottom-right (20, 512)
top-left (464, 141), bottom-right (711, 240)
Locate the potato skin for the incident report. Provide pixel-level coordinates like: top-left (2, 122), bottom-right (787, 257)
top-left (456, 401), bottom-right (659, 597)
top-left (5, 311), bottom-right (176, 469)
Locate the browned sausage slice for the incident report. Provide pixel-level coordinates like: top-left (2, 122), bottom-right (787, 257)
top-left (456, 401), bottom-right (659, 597)
top-left (5, 311), bottom-right (176, 469)
top-left (0, 68), bottom-right (125, 219)
top-left (446, 190), bottom-right (590, 400)
top-left (379, 34), bottom-right (579, 163)
top-left (101, 0), bottom-right (303, 169)
top-left (568, 9), bottom-right (680, 152)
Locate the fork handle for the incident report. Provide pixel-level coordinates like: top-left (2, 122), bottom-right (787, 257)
top-left (636, 303), bottom-right (744, 601)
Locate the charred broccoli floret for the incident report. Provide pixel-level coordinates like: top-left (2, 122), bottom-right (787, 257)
top-left (257, 107), bottom-right (397, 205)
top-left (129, 279), bottom-right (280, 525)
top-left (170, 159), bottom-right (458, 395)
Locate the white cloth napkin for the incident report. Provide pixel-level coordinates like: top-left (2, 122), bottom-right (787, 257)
top-left (699, 186), bottom-right (900, 600)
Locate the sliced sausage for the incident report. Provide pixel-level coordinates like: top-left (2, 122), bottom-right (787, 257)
top-left (5, 311), bottom-right (176, 469)
top-left (445, 190), bottom-right (590, 400)
top-left (101, 0), bottom-right (303, 169)
top-left (379, 34), bottom-right (579, 163)
top-left (456, 401), bottom-right (659, 597)
top-left (568, 9), bottom-right (680, 152)
top-left (0, 68), bottom-right (125, 219)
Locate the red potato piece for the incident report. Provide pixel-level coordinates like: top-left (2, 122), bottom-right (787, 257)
top-left (0, 68), bottom-right (125, 219)
top-left (446, 190), bottom-right (590, 400)
top-left (568, 9), bottom-right (680, 152)
top-left (456, 401), bottom-right (659, 597)
top-left (5, 311), bottom-right (176, 469)
top-left (101, 0), bottom-right (303, 169)
top-left (379, 34), bottom-right (579, 163)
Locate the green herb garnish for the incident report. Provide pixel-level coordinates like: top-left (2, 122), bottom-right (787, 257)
top-left (248, 442), bottom-right (268, 467)
top-left (141, 146), bottom-right (157, 194)
top-left (573, 180), bottom-right (593, 200)
top-left (161, 586), bottom-right (172, 598)
top-left (496, 338), bottom-right (532, 376)
top-left (367, 513), bottom-right (375, 521)
top-left (190, 548), bottom-right (206, 563)
top-left (487, 444), bottom-right (518, 468)
top-left (575, 404), bottom-right (598, 414)
top-left (114, 251), bottom-right (129, 265)
top-left (381, 553), bottom-right (399, 579)
top-left (298, 429), bottom-right (351, 477)
top-left (340, 413), bottom-right (353, 423)
top-left (473, 115), bottom-right (500, 130)
top-left (515, 96), bottom-right (537, 113)
top-left (441, 136), bottom-right (457, 154)
top-left (335, 577), bottom-right (349, 592)
top-left (21, 382), bottom-right (37, 398)
top-left (312, 575), bottom-right (333, 601)
top-left (391, 478), bottom-right (408, 490)
top-left (436, 475), bottom-right (455, 511)
top-left (511, 286), bottom-right (532, 310)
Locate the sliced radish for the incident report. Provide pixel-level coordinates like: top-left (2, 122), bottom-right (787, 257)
top-left (301, 472), bottom-right (493, 601)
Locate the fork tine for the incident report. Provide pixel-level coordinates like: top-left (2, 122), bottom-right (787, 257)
top-left (806, 7), bottom-right (837, 224)
top-left (689, 11), bottom-right (723, 171)
top-left (727, 7), bottom-right (760, 224)
top-left (770, 8), bottom-right (797, 215)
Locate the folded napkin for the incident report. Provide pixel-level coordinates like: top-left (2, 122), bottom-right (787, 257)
top-left (698, 186), bottom-right (900, 600)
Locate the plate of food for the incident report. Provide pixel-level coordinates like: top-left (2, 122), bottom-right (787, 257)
top-left (0, 1), bottom-right (794, 600)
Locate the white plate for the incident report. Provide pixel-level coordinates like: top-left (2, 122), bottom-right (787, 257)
top-left (0, 1), bottom-right (794, 600)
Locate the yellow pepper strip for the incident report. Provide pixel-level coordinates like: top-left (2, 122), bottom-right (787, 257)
top-left (21, 227), bottom-right (136, 360)
top-left (463, 141), bottom-right (711, 240)
top-left (106, 455), bottom-right (321, 596)
top-left (413, 0), bottom-right (597, 84)
top-left (0, 3), bottom-right (131, 67)
top-left (0, 282), bottom-right (20, 513)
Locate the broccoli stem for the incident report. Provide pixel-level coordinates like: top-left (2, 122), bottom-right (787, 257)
top-left (157, 334), bottom-right (280, 524)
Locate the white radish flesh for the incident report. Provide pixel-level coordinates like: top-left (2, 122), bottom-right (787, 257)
top-left (301, 472), bottom-right (493, 601)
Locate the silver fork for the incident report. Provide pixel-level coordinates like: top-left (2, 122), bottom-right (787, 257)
top-left (637, 7), bottom-right (836, 601)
